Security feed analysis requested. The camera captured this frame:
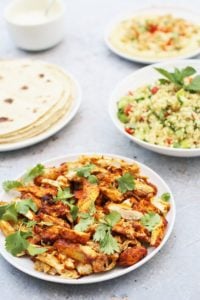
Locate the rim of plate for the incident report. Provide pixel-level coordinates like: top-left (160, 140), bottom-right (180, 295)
top-left (104, 6), bottom-right (200, 64)
top-left (109, 59), bottom-right (200, 157)
top-left (0, 152), bottom-right (176, 284)
top-left (0, 61), bottom-right (82, 152)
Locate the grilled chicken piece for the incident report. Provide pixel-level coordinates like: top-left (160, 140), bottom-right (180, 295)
top-left (75, 180), bottom-right (99, 213)
top-left (54, 240), bottom-right (97, 264)
top-left (151, 197), bottom-right (170, 215)
top-left (100, 187), bottom-right (123, 203)
top-left (133, 199), bottom-right (161, 215)
top-left (118, 246), bottom-right (147, 266)
top-left (40, 201), bottom-right (71, 219)
top-left (34, 225), bottom-right (90, 244)
top-left (18, 185), bottom-right (57, 198)
top-left (134, 180), bottom-right (157, 198)
top-left (107, 202), bottom-right (143, 220)
top-left (34, 164), bottom-right (67, 185)
top-left (36, 212), bottom-right (70, 228)
top-left (150, 217), bottom-right (167, 247)
top-left (112, 220), bottom-right (137, 240)
top-left (0, 220), bottom-right (15, 236)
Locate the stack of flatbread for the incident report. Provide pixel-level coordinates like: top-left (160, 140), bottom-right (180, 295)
top-left (0, 59), bottom-right (75, 144)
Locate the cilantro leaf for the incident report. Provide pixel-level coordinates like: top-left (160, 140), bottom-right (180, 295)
top-left (93, 223), bottom-right (107, 241)
top-left (75, 204), bottom-right (96, 231)
top-left (76, 164), bottom-right (98, 184)
top-left (5, 231), bottom-right (29, 256)
top-left (54, 187), bottom-right (73, 201)
top-left (16, 199), bottom-right (37, 215)
top-left (22, 164), bottom-right (44, 184)
top-left (75, 215), bottom-right (94, 232)
top-left (27, 244), bottom-right (47, 256)
top-left (2, 180), bottom-right (22, 192)
top-left (93, 211), bottom-right (121, 254)
top-left (105, 211), bottom-right (121, 227)
top-left (68, 202), bottom-right (79, 221)
top-left (161, 193), bottom-right (171, 202)
top-left (24, 220), bottom-right (37, 228)
top-left (100, 230), bottom-right (120, 255)
top-left (1, 203), bottom-right (18, 222)
top-left (141, 212), bottom-right (161, 231)
top-left (117, 173), bottom-right (135, 193)
top-left (54, 187), bottom-right (78, 221)
top-left (93, 224), bottom-right (120, 255)
top-left (88, 175), bottom-right (98, 184)
top-left (76, 164), bottom-right (94, 177)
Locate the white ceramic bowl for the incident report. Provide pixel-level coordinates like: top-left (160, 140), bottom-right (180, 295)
top-left (109, 60), bottom-right (200, 157)
top-left (105, 6), bottom-right (200, 64)
top-left (4, 0), bottom-right (65, 51)
top-left (0, 153), bottom-right (175, 284)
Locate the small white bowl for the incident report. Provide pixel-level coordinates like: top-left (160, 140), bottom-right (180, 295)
top-left (4, 0), bottom-right (66, 51)
top-left (109, 60), bottom-right (200, 157)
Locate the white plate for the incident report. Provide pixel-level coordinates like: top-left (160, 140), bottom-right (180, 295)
top-left (109, 60), bottom-right (200, 157)
top-left (0, 69), bottom-right (81, 152)
top-left (105, 6), bottom-right (200, 64)
top-left (0, 153), bottom-right (175, 284)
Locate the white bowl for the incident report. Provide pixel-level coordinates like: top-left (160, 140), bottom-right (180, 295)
top-left (0, 153), bottom-right (175, 284)
top-left (105, 6), bottom-right (200, 64)
top-left (109, 60), bottom-right (200, 157)
top-left (4, 0), bottom-right (65, 51)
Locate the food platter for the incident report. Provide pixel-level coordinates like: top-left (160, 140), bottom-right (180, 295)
top-left (105, 7), bottom-right (200, 64)
top-left (109, 60), bottom-right (200, 157)
top-left (0, 60), bottom-right (81, 152)
top-left (0, 153), bottom-right (175, 284)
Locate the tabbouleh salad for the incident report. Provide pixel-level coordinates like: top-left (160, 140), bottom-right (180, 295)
top-left (117, 66), bottom-right (200, 149)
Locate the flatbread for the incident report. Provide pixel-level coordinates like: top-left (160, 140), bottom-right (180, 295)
top-left (0, 59), bottom-right (75, 143)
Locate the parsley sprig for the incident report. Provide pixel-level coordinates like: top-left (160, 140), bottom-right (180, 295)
top-left (155, 66), bottom-right (200, 92)
top-left (161, 193), bottom-right (171, 202)
top-left (76, 164), bottom-right (98, 184)
top-left (74, 204), bottom-right (96, 232)
top-left (117, 173), bottom-right (135, 193)
top-left (0, 199), bottom-right (37, 223)
top-left (3, 164), bottom-right (45, 192)
top-left (5, 231), bottom-right (47, 256)
top-left (54, 187), bottom-right (78, 221)
top-left (141, 212), bottom-right (161, 232)
top-left (93, 211), bottom-right (121, 255)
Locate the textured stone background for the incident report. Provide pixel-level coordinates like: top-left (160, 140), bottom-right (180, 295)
top-left (0, 0), bottom-right (199, 299)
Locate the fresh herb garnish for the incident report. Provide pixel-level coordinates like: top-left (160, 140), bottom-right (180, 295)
top-left (76, 164), bottom-right (98, 184)
top-left (54, 187), bottom-right (73, 201)
top-left (117, 173), bottom-right (135, 193)
top-left (2, 164), bottom-right (45, 192)
top-left (155, 66), bottom-right (200, 92)
top-left (0, 199), bottom-right (37, 223)
top-left (141, 212), bottom-right (161, 231)
top-left (16, 199), bottom-right (37, 215)
top-left (5, 231), bottom-right (46, 256)
top-left (75, 204), bottom-right (96, 232)
top-left (54, 187), bottom-right (78, 221)
top-left (93, 211), bottom-right (121, 255)
top-left (161, 193), bottom-right (171, 202)
top-left (22, 164), bottom-right (45, 184)
top-left (2, 181), bottom-right (23, 192)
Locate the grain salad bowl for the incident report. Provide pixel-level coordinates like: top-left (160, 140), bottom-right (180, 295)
top-left (109, 60), bottom-right (200, 157)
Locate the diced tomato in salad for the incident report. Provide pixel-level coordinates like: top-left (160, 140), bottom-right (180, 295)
top-left (151, 86), bottom-right (159, 94)
top-left (125, 127), bottom-right (134, 135)
top-left (124, 104), bottom-right (132, 116)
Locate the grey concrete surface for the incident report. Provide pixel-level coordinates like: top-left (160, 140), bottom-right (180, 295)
top-left (0, 0), bottom-right (199, 299)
